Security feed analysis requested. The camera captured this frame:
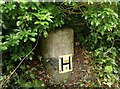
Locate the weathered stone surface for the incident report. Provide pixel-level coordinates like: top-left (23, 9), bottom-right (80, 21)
top-left (40, 28), bottom-right (74, 83)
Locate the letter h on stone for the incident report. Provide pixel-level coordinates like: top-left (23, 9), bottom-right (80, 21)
top-left (59, 54), bottom-right (73, 73)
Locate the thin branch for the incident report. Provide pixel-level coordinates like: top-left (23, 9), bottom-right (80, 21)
top-left (2, 35), bottom-right (40, 88)
top-left (64, 10), bottom-right (83, 14)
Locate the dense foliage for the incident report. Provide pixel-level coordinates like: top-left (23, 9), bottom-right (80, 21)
top-left (0, 2), bottom-right (64, 88)
top-left (80, 3), bottom-right (120, 87)
top-left (63, 2), bottom-right (120, 87)
top-left (0, 1), bottom-right (120, 88)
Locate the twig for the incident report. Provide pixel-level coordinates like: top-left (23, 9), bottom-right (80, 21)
top-left (96, 77), bottom-right (102, 86)
top-left (112, 39), bottom-right (120, 47)
top-left (2, 35), bottom-right (40, 88)
top-left (64, 10), bottom-right (83, 14)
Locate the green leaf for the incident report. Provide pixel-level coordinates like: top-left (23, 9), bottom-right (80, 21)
top-left (88, 0), bottom-right (93, 4)
top-left (34, 21), bottom-right (40, 24)
top-left (95, 21), bottom-right (100, 26)
top-left (0, 76), bottom-right (4, 81)
top-left (0, 1), bottom-right (5, 5)
top-left (17, 21), bottom-right (22, 26)
top-left (29, 37), bottom-right (36, 42)
top-left (30, 74), bottom-right (35, 79)
top-left (43, 31), bottom-right (48, 38)
top-left (24, 82), bottom-right (32, 87)
top-left (29, 55), bottom-right (33, 60)
top-left (101, 31), bottom-right (104, 35)
top-left (12, 54), bottom-right (20, 61)
top-left (34, 80), bottom-right (42, 87)
top-left (29, 33), bottom-right (37, 37)
top-left (1, 45), bottom-right (7, 51)
top-left (24, 38), bottom-right (28, 42)
top-left (85, 16), bottom-right (88, 20)
top-left (104, 82), bottom-right (113, 87)
top-left (101, 15), bottom-right (104, 19)
top-left (40, 21), bottom-right (49, 26)
top-left (91, 21), bottom-right (94, 25)
top-left (105, 66), bottom-right (113, 73)
top-left (46, 18), bottom-right (53, 23)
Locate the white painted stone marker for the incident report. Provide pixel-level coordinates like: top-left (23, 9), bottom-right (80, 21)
top-left (40, 28), bottom-right (74, 83)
